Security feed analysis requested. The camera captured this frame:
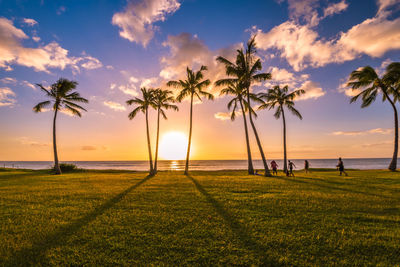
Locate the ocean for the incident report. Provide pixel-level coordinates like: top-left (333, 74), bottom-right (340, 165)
top-left (0, 158), bottom-right (396, 171)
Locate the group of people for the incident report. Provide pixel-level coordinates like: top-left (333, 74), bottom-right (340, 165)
top-left (264, 158), bottom-right (348, 176)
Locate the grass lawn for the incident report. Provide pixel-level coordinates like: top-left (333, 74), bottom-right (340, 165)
top-left (0, 168), bottom-right (399, 266)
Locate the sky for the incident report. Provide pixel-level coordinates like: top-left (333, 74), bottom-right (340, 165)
top-left (0, 0), bottom-right (400, 161)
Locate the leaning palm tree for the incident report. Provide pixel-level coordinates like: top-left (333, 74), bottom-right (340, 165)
top-left (216, 36), bottom-right (272, 176)
top-left (127, 87), bottom-right (156, 175)
top-left (167, 66), bottom-right (214, 175)
top-left (259, 85), bottom-right (305, 173)
top-left (153, 88), bottom-right (179, 173)
top-left (348, 65), bottom-right (398, 171)
top-left (33, 78), bottom-right (88, 174)
top-left (217, 80), bottom-right (257, 174)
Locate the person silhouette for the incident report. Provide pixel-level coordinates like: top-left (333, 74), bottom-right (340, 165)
top-left (288, 160), bottom-right (296, 177)
top-left (336, 157), bottom-right (348, 176)
top-left (270, 160), bottom-right (278, 175)
top-left (304, 160), bottom-right (310, 173)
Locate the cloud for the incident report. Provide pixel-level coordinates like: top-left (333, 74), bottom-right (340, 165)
top-left (297, 81), bottom-right (325, 100)
top-left (23, 18), bottom-right (38, 26)
top-left (332, 128), bottom-right (392, 136)
top-left (360, 140), bottom-right (392, 148)
top-left (17, 137), bottom-right (49, 147)
top-left (255, 1), bottom-right (400, 71)
top-left (112, 75), bottom-right (159, 97)
top-left (0, 77), bottom-right (17, 84)
top-left (79, 55), bottom-right (103, 70)
top-left (112, 0), bottom-right (180, 47)
top-left (103, 101), bottom-right (126, 111)
top-left (21, 80), bottom-right (36, 90)
top-left (81, 145), bottom-right (97, 151)
top-left (323, 0), bottom-right (348, 18)
top-left (214, 112), bottom-right (232, 121)
top-left (0, 17), bottom-right (102, 73)
top-left (160, 33), bottom-right (240, 96)
top-left (263, 67), bottom-right (325, 100)
top-left (0, 87), bottom-right (16, 107)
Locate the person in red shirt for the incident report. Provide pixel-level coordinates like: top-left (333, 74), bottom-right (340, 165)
top-left (270, 160), bottom-right (278, 175)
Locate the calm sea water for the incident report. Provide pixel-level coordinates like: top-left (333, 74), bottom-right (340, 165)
top-left (0, 158), bottom-right (396, 171)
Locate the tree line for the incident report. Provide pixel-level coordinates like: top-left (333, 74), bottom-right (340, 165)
top-left (33, 37), bottom-right (400, 175)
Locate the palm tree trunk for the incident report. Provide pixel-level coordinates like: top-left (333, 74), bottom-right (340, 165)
top-left (145, 108), bottom-right (154, 174)
top-left (184, 94), bottom-right (193, 175)
top-left (239, 98), bottom-right (254, 174)
top-left (381, 87), bottom-right (398, 171)
top-left (53, 108), bottom-right (61, 174)
top-left (247, 88), bottom-right (271, 177)
top-left (281, 106), bottom-right (288, 173)
top-left (387, 100), bottom-right (398, 171)
top-left (154, 108), bottom-right (160, 173)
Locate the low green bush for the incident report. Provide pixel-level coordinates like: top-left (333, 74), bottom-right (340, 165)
top-left (53, 163), bottom-right (78, 173)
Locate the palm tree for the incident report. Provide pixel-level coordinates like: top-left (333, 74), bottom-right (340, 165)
top-left (33, 78), bottom-right (88, 174)
top-left (348, 65), bottom-right (398, 171)
top-left (258, 85), bottom-right (305, 173)
top-left (167, 66), bottom-right (213, 175)
top-left (217, 80), bottom-right (257, 174)
top-left (216, 36), bottom-right (272, 176)
top-left (153, 88), bottom-right (179, 173)
top-left (127, 87), bottom-right (156, 175)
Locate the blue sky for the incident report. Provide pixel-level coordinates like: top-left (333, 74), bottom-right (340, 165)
top-left (0, 0), bottom-right (400, 160)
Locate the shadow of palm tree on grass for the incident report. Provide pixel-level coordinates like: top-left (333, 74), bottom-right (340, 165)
top-left (6, 174), bottom-right (153, 266)
top-left (274, 176), bottom-right (398, 200)
top-left (186, 175), bottom-right (281, 265)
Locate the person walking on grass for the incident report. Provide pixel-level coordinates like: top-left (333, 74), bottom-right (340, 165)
top-left (271, 160), bottom-right (278, 175)
top-left (304, 160), bottom-right (310, 173)
top-left (288, 160), bottom-right (296, 177)
top-left (336, 157), bottom-right (348, 176)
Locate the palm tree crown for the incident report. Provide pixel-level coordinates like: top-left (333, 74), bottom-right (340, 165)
top-left (258, 85), bottom-right (305, 119)
top-left (153, 89), bottom-right (179, 117)
top-left (167, 66), bottom-right (214, 102)
top-left (33, 78), bottom-right (88, 116)
top-left (126, 87), bottom-right (155, 119)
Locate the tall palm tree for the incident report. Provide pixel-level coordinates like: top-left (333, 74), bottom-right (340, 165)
top-left (127, 87), bottom-right (156, 175)
top-left (348, 65), bottom-right (398, 171)
top-left (217, 80), bottom-right (256, 174)
top-left (33, 78), bottom-right (88, 174)
top-left (258, 85), bottom-right (305, 173)
top-left (167, 66), bottom-right (213, 175)
top-left (216, 36), bottom-right (272, 176)
top-left (153, 88), bottom-right (179, 173)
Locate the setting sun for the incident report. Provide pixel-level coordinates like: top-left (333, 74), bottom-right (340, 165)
top-left (159, 131), bottom-right (189, 160)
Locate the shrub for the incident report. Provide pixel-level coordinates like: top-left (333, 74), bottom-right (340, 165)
top-left (53, 163), bottom-right (78, 173)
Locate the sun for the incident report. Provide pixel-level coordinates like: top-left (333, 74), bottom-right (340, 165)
top-left (159, 131), bottom-right (189, 160)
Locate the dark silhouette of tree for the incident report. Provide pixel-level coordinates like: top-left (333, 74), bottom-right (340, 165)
top-left (153, 89), bottom-right (179, 173)
top-left (216, 36), bottom-right (272, 176)
top-left (33, 78), bottom-right (88, 174)
top-left (167, 66), bottom-right (213, 175)
top-left (348, 65), bottom-right (398, 171)
top-left (259, 85), bottom-right (305, 173)
top-left (126, 87), bottom-right (156, 175)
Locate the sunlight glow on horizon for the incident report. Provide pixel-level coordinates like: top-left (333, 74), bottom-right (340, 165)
top-left (159, 131), bottom-right (189, 160)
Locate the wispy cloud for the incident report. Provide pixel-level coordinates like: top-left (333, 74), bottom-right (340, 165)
top-left (0, 77), bottom-right (17, 84)
top-left (0, 87), bottom-right (16, 107)
top-left (103, 101), bottom-right (126, 111)
top-left (332, 128), bottom-right (392, 136)
top-left (17, 137), bottom-right (49, 147)
top-left (23, 18), bottom-right (38, 26)
top-left (112, 0), bottom-right (180, 47)
top-left (0, 18), bottom-right (102, 73)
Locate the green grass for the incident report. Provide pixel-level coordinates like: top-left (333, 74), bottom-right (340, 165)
top-left (0, 168), bottom-right (399, 266)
